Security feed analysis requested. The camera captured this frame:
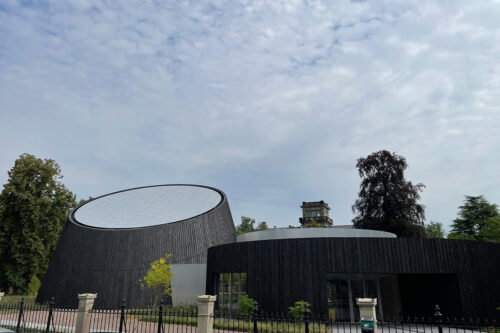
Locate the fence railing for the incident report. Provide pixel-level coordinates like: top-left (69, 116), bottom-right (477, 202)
top-left (2, 299), bottom-right (499, 333)
top-left (89, 302), bottom-right (197, 333)
top-left (212, 310), bottom-right (500, 333)
top-left (0, 298), bottom-right (77, 333)
top-left (0, 299), bottom-right (197, 333)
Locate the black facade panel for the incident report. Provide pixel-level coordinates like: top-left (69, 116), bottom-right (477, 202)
top-left (206, 238), bottom-right (500, 318)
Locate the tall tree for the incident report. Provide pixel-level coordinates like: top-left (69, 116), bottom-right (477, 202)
top-left (352, 150), bottom-right (426, 237)
top-left (0, 154), bottom-right (76, 292)
top-left (448, 195), bottom-right (500, 242)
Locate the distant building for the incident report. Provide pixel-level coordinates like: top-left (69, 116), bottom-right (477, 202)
top-left (300, 200), bottom-right (333, 227)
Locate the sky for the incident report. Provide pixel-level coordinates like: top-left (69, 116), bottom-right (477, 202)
top-left (1, 0), bottom-right (499, 232)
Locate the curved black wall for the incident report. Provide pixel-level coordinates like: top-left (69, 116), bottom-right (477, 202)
top-left (206, 238), bottom-right (500, 318)
top-left (38, 189), bottom-right (236, 308)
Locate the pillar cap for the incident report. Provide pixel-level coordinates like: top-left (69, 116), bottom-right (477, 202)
top-left (78, 293), bottom-right (98, 300)
top-left (197, 295), bottom-right (217, 303)
top-left (356, 298), bottom-right (377, 306)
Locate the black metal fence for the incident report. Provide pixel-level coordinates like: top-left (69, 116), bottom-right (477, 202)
top-left (2, 300), bottom-right (499, 333)
top-left (0, 299), bottom-right (197, 333)
top-left (89, 302), bottom-right (197, 333)
top-left (0, 298), bottom-right (76, 333)
top-left (213, 306), bottom-right (500, 333)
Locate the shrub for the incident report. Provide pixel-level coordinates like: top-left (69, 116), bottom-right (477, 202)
top-left (27, 275), bottom-right (41, 296)
top-left (289, 300), bottom-right (311, 319)
top-left (238, 294), bottom-right (257, 317)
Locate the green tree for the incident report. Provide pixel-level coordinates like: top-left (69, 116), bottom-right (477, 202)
top-left (447, 233), bottom-right (475, 240)
top-left (236, 216), bottom-right (255, 235)
top-left (352, 150), bottom-right (426, 237)
top-left (426, 221), bottom-right (444, 239)
top-left (77, 196), bottom-right (93, 206)
top-left (448, 195), bottom-right (500, 242)
top-left (236, 216), bottom-right (269, 235)
top-left (481, 217), bottom-right (500, 243)
top-left (449, 196), bottom-right (500, 242)
top-left (0, 154), bottom-right (77, 292)
top-left (141, 254), bottom-right (173, 307)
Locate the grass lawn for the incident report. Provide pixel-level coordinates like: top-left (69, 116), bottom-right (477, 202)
top-left (0, 296), bottom-right (37, 306)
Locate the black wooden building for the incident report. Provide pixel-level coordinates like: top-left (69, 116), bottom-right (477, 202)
top-left (206, 237), bottom-right (500, 320)
top-left (36, 186), bottom-right (500, 318)
top-left (37, 184), bottom-right (236, 308)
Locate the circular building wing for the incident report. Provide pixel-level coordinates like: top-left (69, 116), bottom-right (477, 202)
top-left (37, 184), bottom-right (236, 308)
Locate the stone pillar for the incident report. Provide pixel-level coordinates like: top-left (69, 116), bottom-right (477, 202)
top-left (197, 295), bottom-right (216, 333)
top-left (0, 292), bottom-right (4, 302)
top-left (75, 293), bottom-right (97, 333)
top-left (356, 298), bottom-right (377, 333)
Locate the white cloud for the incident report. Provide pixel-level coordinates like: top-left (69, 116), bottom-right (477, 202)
top-left (0, 0), bottom-right (499, 229)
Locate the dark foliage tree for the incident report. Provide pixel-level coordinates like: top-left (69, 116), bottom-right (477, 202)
top-left (448, 195), bottom-right (500, 242)
top-left (0, 154), bottom-right (76, 292)
top-left (352, 150), bottom-right (426, 237)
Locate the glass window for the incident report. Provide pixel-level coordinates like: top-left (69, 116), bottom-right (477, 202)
top-left (232, 273), bottom-right (240, 293)
top-left (218, 276), bottom-right (224, 305)
top-left (222, 273), bottom-right (230, 292)
top-left (217, 273), bottom-right (247, 312)
top-left (240, 273), bottom-right (247, 291)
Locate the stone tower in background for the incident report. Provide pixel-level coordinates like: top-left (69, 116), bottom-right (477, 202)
top-left (299, 201), bottom-right (333, 227)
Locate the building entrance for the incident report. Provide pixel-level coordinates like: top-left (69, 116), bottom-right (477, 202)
top-left (326, 274), bottom-right (385, 322)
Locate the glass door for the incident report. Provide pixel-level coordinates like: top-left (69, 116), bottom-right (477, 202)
top-left (326, 279), bottom-right (350, 321)
top-left (327, 277), bottom-right (383, 323)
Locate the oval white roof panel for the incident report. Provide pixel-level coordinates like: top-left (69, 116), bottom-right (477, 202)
top-left (73, 185), bottom-right (223, 229)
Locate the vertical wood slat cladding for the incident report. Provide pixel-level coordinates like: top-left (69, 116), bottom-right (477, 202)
top-left (37, 196), bottom-right (236, 309)
top-left (206, 238), bottom-right (500, 318)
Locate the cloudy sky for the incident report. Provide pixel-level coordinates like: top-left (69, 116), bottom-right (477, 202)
top-left (1, 0), bottom-right (499, 231)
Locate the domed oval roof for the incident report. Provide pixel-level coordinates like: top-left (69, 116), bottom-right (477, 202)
top-left (72, 184), bottom-right (223, 229)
